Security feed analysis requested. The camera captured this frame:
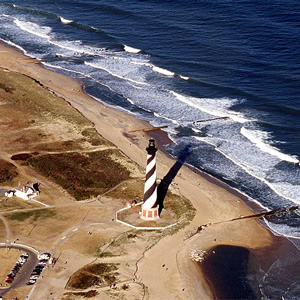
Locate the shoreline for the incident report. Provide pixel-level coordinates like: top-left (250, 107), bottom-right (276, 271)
top-left (0, 41), bottom-right (279, 299)
top-left (0, 38), bottom-right (265, 214)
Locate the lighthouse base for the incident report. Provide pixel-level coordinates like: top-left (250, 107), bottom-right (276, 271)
top-left (140, 206), bottom-right (159, 220)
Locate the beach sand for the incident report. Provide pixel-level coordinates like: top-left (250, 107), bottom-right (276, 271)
top-left (0, 42), bottom-right (277, 299)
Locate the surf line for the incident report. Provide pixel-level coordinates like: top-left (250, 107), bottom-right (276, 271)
top-left (186, 205), bottom-right (299, 240)
top-left (193, 116), bottom-right (229, 124)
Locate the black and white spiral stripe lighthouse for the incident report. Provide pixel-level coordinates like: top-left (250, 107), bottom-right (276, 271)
top-left (141, 139), bottom-right (159, 220)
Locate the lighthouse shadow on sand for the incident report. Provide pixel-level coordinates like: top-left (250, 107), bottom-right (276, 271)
top-left (157, 145), bottom-right (191, 216)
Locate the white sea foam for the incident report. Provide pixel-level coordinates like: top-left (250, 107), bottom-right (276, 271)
top-left (86, 92), bottom-right (138, 116)
top-left (241, 127), bottom-right (299, 164)
top-left (192, 128), bottom-right (202, 133)
top-left (152, 66), bottom-right (175, 77)
top-left (170, 91), bottom-right (250, 123)
top-left (84, 60), bottom-right (148, 86)
top-left (124, 45), bottom-right (141, 53)
top-left (14, 19), bottom-right (51, 39)
top-left (153, 112), bottom-right (179, 124)
top-left (263, 218), bottom-right (300, 239)
top-left (49, 40), bottom-right (105, 56)
top-left (43, 62), bottom-right (89, 77)
top-left (269, 181), bottom-right (300, 202)
top-left (59, 17), bottom-right (73, 24)
top-left (131, 60), bottom-right (152, 67)
top-left (126, 97), bottom-right (135, 105)
top-left (0, 38), bottom-right (27, 54)
top-left (43, 62), bottom-right (115, 93)
top-left (179, 75), bottom-right (189, 80)
top-left (194, 135), bottom-right (299, 203)
top-left (55, 53), bottom-right (70, 58)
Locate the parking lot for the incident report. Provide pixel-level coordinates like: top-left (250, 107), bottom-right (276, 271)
top-left (26, 252), bottom-right (51, 286)
top-left (0, 246), bottom-right (38, 297)
top-left (5, 252), bottom-right (29, 284)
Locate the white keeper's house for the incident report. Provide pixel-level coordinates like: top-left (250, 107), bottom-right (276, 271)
top-left (5, 182), bottom-right (40, 200)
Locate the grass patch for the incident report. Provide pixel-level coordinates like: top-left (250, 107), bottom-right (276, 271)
top-left (164, 193), bottom-right (195, 222)
top-left (66, 263), bottom-right (119, 290)
top-left (28, 151), bottom-right (131, 200)
top-left (5, 209), bottom-right (56, 222)
top-left (67, 271), bottom-right (101, 290)
top-left (0, 68), bottom-right (90, 126)
top-left (105, 179), bottom-right (144, 202)
top-left (162, 192), bottom-right (196, 233)
top-left (0, 198), bottom-right (37, 211)
top-left (85, 263), bottom-right (119, 276)
top-left (110, 232), bottom-right (137, 248)
top-left (0, 159), bottom-right (18, 183)
top-left (98, 251), bottom-right (114, 258)
top-left (63, 290), bottom-right (99, 299)
top-left (81, 127), bottom-right (111, 147)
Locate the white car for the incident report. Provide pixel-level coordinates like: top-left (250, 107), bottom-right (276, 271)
top-left (18, 257), bottom-right (26, 264)
top-left (27, 279), bottom-right (36, 285)
top-left (37, 252), bottom-right (51, 261)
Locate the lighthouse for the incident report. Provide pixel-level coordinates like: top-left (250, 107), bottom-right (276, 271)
top-left (141, 139), bottom-right (159, 220)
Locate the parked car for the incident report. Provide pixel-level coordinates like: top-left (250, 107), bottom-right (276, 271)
top-left (37, 252), bottom-right (51, 261)
top-left (5, 278), bottom-right (13, 283)
top-left (32, 270), bottom-right (41, 275)
top-left (18, 257), bottom-right (26, 263)
top-left (26, 279), bottom-right (36, 285)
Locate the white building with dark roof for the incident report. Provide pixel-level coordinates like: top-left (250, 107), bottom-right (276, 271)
top-left (5, 182), bottom-right (40, 200)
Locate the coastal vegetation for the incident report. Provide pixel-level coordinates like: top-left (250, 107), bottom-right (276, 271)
top-left (62, 290), bottom-right (99, 299)
top-left (0, 198), bottom-right (37, 212)
top-left (27, 151), bottom-right (131, 200)
top-left (66, 263), bottom-right (119, 289)
top-left (0, 159), bottom-right (18, 183)
top-left (6, 208), bottom-right (56, 222)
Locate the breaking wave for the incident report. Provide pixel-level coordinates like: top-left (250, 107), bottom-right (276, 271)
top-left (241, 127), bottom-right (299, 164)
top-left (59, 16), bottom-right (73, 24)
top-left (152, 65), bottom-right (175, 77)
top-left (124, 45), bottom-right (141, 53)
top-left (14, 19), bottom-right (52, 39)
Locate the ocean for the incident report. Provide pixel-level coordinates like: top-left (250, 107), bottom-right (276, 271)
top-left (0, 0), bottom-right (299, 298)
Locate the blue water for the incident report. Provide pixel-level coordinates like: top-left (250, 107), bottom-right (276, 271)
top-left (0, 1), bottom-right (299, 298)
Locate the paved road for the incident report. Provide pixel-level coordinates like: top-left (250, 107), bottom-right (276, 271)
top-left (0, 245), bottom-right (38, 297)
